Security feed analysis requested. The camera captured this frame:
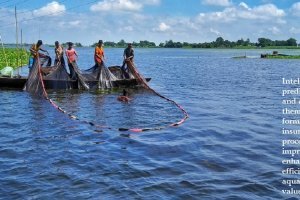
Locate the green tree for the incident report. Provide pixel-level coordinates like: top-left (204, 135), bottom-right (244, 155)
top-left (215, 37), bottom-right (224, 47)
top-left (117, 39), bottom-right (126, 47)
top-left (104, 41), bottom-right (116, 47)
top-left (159, 42), bottom-right (164, 47)
top-left (257, 38), bottom-right (273, 47)
top-left (165, 40), bottom-right (175, 48)
top-left (287, 38), bottom-right (297, 46)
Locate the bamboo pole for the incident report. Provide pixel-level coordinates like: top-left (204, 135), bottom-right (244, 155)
top-left (15, 6), bottom-right (20, 75)
top-left (15, 6), bottom-right (18, 49)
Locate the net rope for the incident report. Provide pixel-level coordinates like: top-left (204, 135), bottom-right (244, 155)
top-left (118, 60), bottom-right (189, 132)
top-left (24, 57), bottom-right (188, 132)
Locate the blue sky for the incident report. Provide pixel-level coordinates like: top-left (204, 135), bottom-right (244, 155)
top-left (0, 0), bottom-right (300, 45)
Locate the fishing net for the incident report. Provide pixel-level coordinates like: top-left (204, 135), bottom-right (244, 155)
top-left (68, 62), bottom-right (89, 90)
top-left (24, 53), bottom-right (90, 95)
top-left (45, 56), bottom-right (73, 89)
top-left (23, 54), bottom-right (188, 133)
top-left (23, 57), bottom-right (47, 97)
top-left (83, 62), bottom-right (117, 89)
top-left (125, 60), bottom-right (149, 88)
top-left (118, 60), bottom-right (189, 131)
top-left (38, 54), bottom-right (52, 67)
top-left (121, 61), bottom-right (135, 79)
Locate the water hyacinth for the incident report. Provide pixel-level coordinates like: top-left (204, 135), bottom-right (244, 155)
top-left (0, 48), bottom-right (30, 70)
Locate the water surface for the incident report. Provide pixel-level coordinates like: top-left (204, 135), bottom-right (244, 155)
top-left (0, 48), bottom-right (298, 199)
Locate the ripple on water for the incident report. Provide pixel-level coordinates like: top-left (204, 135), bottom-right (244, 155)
top-left (0, 49), bottom-right (294, 199)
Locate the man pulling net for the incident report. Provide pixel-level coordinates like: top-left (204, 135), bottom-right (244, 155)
top-left (29, 40), bottom-right (51, 71)
top-left (45, 41), bottom-right (73, 89)
top-left (121, 43), bottom-right (135, 79)
top-left (24, 40), bottom-right (48, 96)
top-left (84, 40), bottom-right (117, 89)
top-left (65, 42), bottom-right (89, 90)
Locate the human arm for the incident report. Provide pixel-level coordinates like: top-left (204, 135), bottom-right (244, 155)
top-left (74, 50), bottom-right (78, 60)
top-left (65, 49), bottom-right (70, 63)
top-left (129, 49), bottom-right (134, 59)
top-left (123, 49), bottom-right (127, 60)
top-left (95, 47), bottom-right (105, 62)
top-left (39, 48), bottom-right (49, 55)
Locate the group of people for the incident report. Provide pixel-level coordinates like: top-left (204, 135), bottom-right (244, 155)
top-left (28, 39), bottom-right (134, 100)
top-left (29, 39), bottom-right (135, 83)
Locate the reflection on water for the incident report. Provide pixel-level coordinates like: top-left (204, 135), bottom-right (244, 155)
top-left (1, 48), bottom-right (298, 199)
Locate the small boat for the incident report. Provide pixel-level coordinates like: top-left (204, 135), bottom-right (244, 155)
top-left (260, 51), bottom-right (300, 59)
top-left (0, 66), bottom-right (151, 90)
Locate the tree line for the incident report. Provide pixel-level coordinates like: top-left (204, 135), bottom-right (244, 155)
top-left (91, 37), bottom-right (298, 48)
top-left (4, 37), bottom-right (299, 48)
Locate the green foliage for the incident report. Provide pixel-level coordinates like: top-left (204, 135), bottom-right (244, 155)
top-left (91, 40), bottom-right (158, 48)
top-left (0, 48), bottom-right (30, 70)
top-left (264, 55), bottom-right (300, 59)
top-left (257, 37), bottom-right (297, 47)
top-left (90, 37), bottom-right (300, 49)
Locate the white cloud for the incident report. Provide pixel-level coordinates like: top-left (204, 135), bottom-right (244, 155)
top-left (155, 22), bottom-right (171, 32)
top-left (202, 0), bottom-right (231, 7)
top-left (251, 4), bottom-right (285, 19)
top-left (33, 1), bottom-right (66, 17)
top-left (90, 0), bottom-right (142, 12)
top-left (0, 0), bottom-right (298, 45)
top-left (291, 2), bottom-right (300, 16)
top-left (197, 9), bottom-right (235, 23)
top-left (197, 3), bottom-right (285, 23)
top-left (239, 2), bottom-right (250, 10)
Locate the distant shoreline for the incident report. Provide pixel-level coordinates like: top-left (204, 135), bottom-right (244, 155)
top-left (3, 45), bottom-right (300, 50)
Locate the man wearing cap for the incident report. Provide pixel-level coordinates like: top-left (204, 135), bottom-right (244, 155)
top-left (94, 40), bottom-right (104, 66)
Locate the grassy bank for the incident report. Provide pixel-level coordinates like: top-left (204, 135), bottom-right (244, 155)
top-left (0, 48), bottom-right (30, 70)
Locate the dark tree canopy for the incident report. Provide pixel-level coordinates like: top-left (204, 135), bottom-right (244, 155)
top-left (89, 37), bottom-right (298, 48)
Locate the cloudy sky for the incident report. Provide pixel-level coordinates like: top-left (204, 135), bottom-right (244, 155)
top-left (0, 0), bottom-right (300, 45)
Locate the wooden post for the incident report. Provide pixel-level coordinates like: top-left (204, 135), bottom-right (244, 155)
top-left (15, 6), bottom-right (18, 49)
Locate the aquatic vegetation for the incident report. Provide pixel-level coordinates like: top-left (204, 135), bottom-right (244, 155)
top-left (0, 48), bottom-right (30, 70)
top-left (263, 55), bottom-right (300, 59)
